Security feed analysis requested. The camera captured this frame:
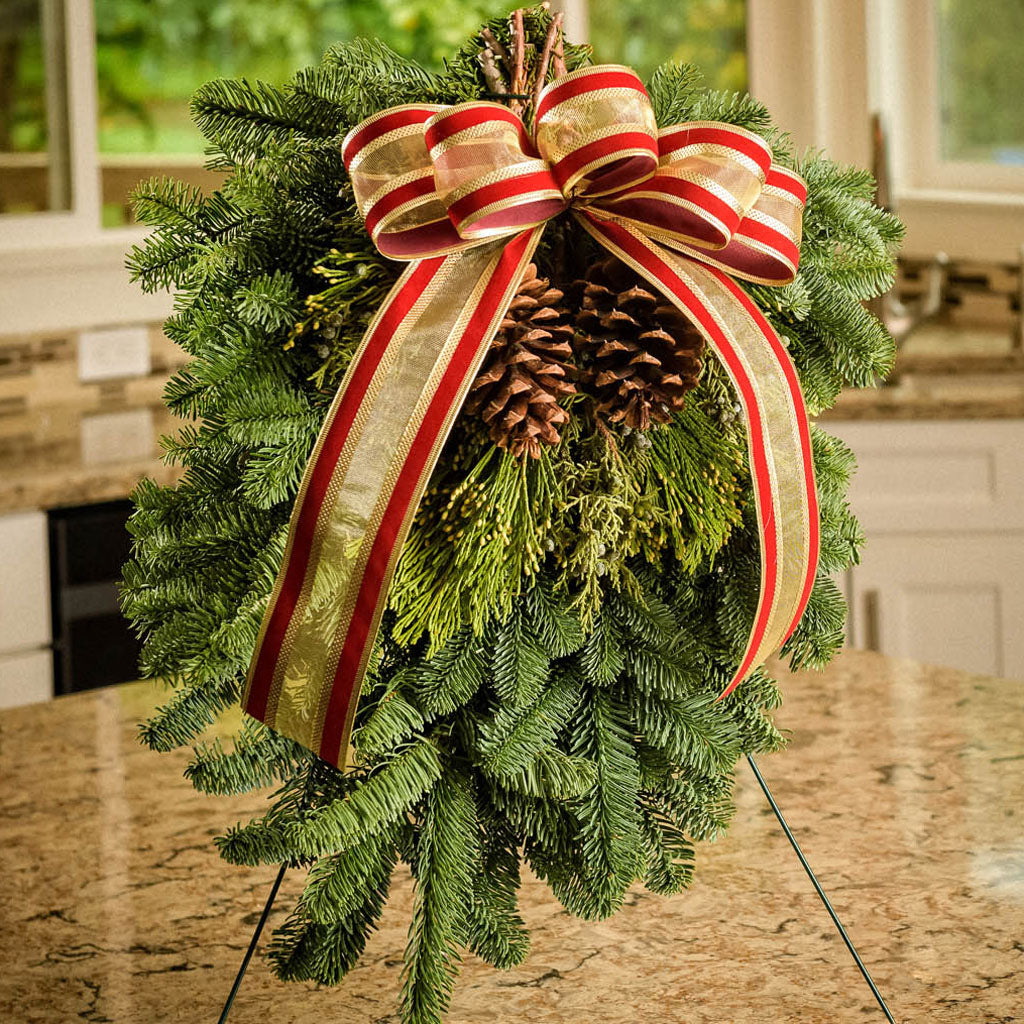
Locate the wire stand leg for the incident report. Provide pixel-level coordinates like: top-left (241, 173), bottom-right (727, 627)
top-left (746, 755), bottom-right (897, 1023)
top-left (217, 862), bottom-right (288, 1024)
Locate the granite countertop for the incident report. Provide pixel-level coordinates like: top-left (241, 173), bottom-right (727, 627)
top-left (6, 377), bottom-right (1019, 517)
top-left (823, 374), bottom-right (1024, 421)
top-left (823, 324), bottom-right (1024, 422)
top-left (2, 381), bottom-right (1017, 518)
top-left (0, 323), bottom-right (188, 514)
top-left (0, 318), bottom-right (1021, 518)
top-left (0, 400), bottom-right (182, 513)
top-left (1, 649), bottom-right (1022, 1023)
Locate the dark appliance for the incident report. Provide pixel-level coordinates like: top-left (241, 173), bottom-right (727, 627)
top-left (48, 499), bottom-right (142, 694)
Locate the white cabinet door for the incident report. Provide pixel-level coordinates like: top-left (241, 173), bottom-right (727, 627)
top-left (0, 649), bottom-right (53, 709)
top-left (830, 420), bottom-right (1024, 534)
top-left (847, 533), bottom-right (1024, 680)
top-left (0, 511), bottom-right (51, 654)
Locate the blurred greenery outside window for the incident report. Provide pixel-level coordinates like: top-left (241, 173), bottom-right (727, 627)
top-left (936, 0), bottom-right (1024, 166)
top-left (1, 0), bottom-right (748, 225)
top-left (0, 0), bottom-right (70, 214)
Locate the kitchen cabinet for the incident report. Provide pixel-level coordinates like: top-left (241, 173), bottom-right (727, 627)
top-left (0, 510), bottom-right (52, 708)
top-left (826, 419), bottom-right (1024, 679)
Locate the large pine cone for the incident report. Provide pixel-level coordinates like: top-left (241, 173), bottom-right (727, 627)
top-left (464, 264), bottom-right (576, 459)
top-left (571, 257), bottom-right (704, 430)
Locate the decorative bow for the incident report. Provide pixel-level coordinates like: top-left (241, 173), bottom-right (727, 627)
top-left (244, 65), bottom-right (819, 769)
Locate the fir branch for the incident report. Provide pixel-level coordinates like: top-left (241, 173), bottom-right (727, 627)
top-left (647, 61), bottom-right (707, 127)
top-left (490, 605), bottom-right (551, 707)
top-left (191, 78), bottom-right (330, 163)
top-left (500, 747), bottom-right (599, 800)
top-left (525, 582), bottom-right (586, 658)
top-left (401, 768), bottom-right (477, 1024)
top-left (639, 800), bottom-right (696, 895)
top-left (186, 718), bottom-right (306, 795)
top-left (478, 674), bottom-right (582, 779)
top-left (298, 828), bottom-right (399, 926)
top-left (633, 690), bottom-right (742, 777)
top-left (354, 685), bottom-right (427, 760)
top-left (567, 690), bottom-right (643, 918)
top-left (270, 835), bottom-right (395, 987)
top-left (216, 740), bottom-right (442, 865)
top-left (579, 614), bottom-right (625, 687)
top-left (137, 675), bottom-right (241, 751)
top-left (410, 628), bottom-right (489, 717)
top-left (466, 812), bottom-right (530, 969)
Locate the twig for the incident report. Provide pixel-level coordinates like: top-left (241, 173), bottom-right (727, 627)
top-left (553, 16), bottom-right (567, 79)
top-left (509, 9), bottom-right (526, 118)
top-left (480, 27), bottom-right (511, 73)
top-left (533, 12), bottom-right (564, 115)
top-left (478, 47), bottom-right (507, 96)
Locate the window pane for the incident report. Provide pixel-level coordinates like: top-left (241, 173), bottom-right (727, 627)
top-left (589, 0), bottom-right (746, 90)
top-left (94, 0), bottom-right (515, 226)
top-left (936, 0), bottom-right (1024, 165)
top-left (0, 0), bottom-right (71, 216)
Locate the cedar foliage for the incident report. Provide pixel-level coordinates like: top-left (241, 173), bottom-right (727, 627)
top-left (122, 9), bottom-right (901, 1023)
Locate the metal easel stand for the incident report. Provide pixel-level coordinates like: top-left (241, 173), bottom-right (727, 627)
top-left (747, 755), bottom-right (898, 1023)
top-left (216, 765), bottom-right (898, 1023)
top-left (217, 862), bottom-right (288, 1024)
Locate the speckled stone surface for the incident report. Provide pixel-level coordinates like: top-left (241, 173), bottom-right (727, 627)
top-left (823, 383), bottom-right (1024, 421)
top-left (1, 650), bottom-right (1022, 1023)
top-left (822, 324), bottom-right (1024, 421)
top-left (0, 401), bottom-right (182, 513)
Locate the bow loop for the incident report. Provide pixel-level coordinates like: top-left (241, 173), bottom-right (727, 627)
top-left (596, 120), bottom-right (805, 284)
top-left (342, 65), bottom-right (805, 283)
top-left (425, 103), bottom-right (566, 241)
top-left (342, 104), bottom-right (466, 260)
top-left (600, 123), bottom-right (772, 250)
top-left (534, 64), bottom-right (659, 198)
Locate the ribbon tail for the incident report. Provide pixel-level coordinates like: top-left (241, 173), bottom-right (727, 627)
top-left (578, 211), bottom-right (819, 698)
top-left (243, 226), bottom-right (545, 768)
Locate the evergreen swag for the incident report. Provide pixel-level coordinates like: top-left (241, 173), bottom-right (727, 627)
top-left (122, 9), bottom-right (902, 1022)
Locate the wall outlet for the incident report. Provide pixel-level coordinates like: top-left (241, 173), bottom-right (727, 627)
top-left (78, 325), bottom-right (152, 382)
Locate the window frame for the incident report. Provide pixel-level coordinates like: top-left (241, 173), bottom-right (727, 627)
top-left (903, 1), bottom-right (1024, 196)
top-left (1, 1), bottom-right (103, 248)
top-left (749, 0), bottom-right (1024, 262)
top-left (0, 2), bottom-right (178, 329)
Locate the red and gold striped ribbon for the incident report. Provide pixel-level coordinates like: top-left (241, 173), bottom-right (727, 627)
top-left (243, 65), bottom-right (819, 768)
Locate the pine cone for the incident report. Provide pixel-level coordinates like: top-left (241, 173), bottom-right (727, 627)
top-left (464, 264), bottom-right (577, 459)
top-left (571, 257), bottom-right (704, 430)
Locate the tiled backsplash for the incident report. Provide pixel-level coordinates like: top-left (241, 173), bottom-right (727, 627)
top-left (897, 257), bottom-right (1021, 332)
top-left (0, 322), bottom-right (184, 418)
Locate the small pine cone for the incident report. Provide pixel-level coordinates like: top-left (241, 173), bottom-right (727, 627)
top-left (464, 264), bottom-right (577, 459)
top-left (571, 256), bottom-right (704, 430)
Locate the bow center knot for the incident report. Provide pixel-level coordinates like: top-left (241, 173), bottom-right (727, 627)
top-left (420, 65), bottom-right (664, 243)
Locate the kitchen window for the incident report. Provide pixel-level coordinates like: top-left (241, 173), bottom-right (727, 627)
top-left (905, 0), bottom-right (1024, 196)
top-left (748, 0), bottom-right (1024, 262)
